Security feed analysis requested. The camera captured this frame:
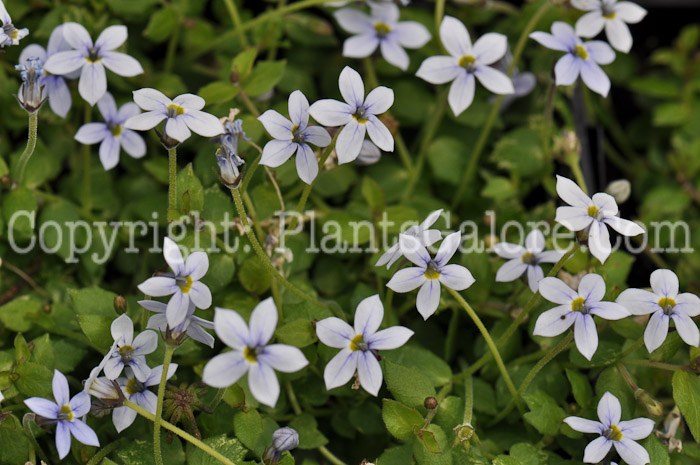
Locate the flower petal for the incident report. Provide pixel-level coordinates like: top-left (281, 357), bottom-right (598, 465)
top-left (258, 109), bottom-right (294, 140)
top-left (616, 288), bottom-right (660, 316)
top-left (202, 351), bottom-right (248, 388)
top-left (563, 416), bottom-right (604, 434)
top-left (56, 422), bottom-right (72, 459)
top-left (578, 273), bottom-right (606, 303)
top-left (672, 312), bottom-right (700, 348)
top-left (259, 344), bottom-right (309, 373)
top-left (447, 71), bottom-right (475, 116)
top-left (111, 314), bottom-right (134, 345)
top-left (124, 111), bottom-right (167, 131)
top-left (588, 220), bottom-right (612, 264)
top-left (308, 99), bottom-right (353, 127)
top-left (343, 34), bottom-right (380, 59)
top-left (333, 8), bottom-right (373, 34)
top-left (399, 234), bottom-right (431, 267)
top-left (380, 37), bottom-right (409, 71)
top-left (614, 438), bottom-right (651, 465)
top-left (181, 111), bottom-right (225, 137)
top-left (353, 295), bottom-right (383, 338)
top-left (435, 231), bottom-right (461, 266)
top-left (494, 242), bottom-right (526, 259)
top-left (165, 116), bottom-right (192, 142)
top-left (533, 305), bottom-right (575, 337)
top-left (101, 51), bottom-right (143, 77)
top-left (605, 19), bottom-right (632, 53)
top-left (416, 280), bottom-right (441, 320)
top-left (554, 54), bottom-right (582, 86)
top-left (132, 330), bottom-right (158, 355)
top-left (95, 25), bottom-right (127, 51)
top-left (588, 301), bottom-right (630, 320)
top-left (496, 259), bottom-right (528, 283)
top-left (526, 265), bottom-right (544, 293)
top-left (575, 11), bottom-right (605, 38)
top-left (316, 317), bottom-right (354, 348)
top-left (440, 16), bottom-right (471, 57)
top-left (357, 351), bottom-right (383, 396)
top-left (393, 21), bottom-right (431, 48)
top-left (586, 40), bottom-right (616, 64)
top-left (618, 418), bottom-right (655, 441)
top-left (439, 264), bottom-right (475, 291)
top-left (288, 90), bottom-right (310, 129)
top-left (295, 143), bottom-right (319, 185)
top-left (127, 356), bottom-right (151, 382)
top-left (603, 216), bottom-right (644, 237)
top-left (676, 293), bottom-right (700, 317)
top-left (138, 276), bottom-right (177, 297)
top-left (24, 397), bottom-right (58, 419)
top-left (574, 314), bottom-right (598, 360)
top-left (386, 267), bottom-right (427, 293)
top-left (338, 66), bottom-right (365, 108)
top-left (261, 140), bottom-right (297, 168)
top-left (615, 2), bottom-right (647, 23)
top-left (364, 86), bottom-right (394, 115)
top-left (163, 237), bottom-right (185, 275)
top-left (598, 391), bottom-right (622, 426)
top-left (324, 349), bottom-right (358, 391)
top-left (529, 31), bottom-right (569, 52)
top-left (555, 206), bottom-right (594, 231)
top-left (46, 76), bottom-right (72, 118)
top-left (650, 269), bottom-right (679, 299)
top-left (133, 88), bottom-right (171, 111)
top-left (249, 297), bottom-right (278, 346)
top-left (173, 93), bottom-right (205, 110)
top-left (79, 61), bottom-right (107, 106)
top-left (474, 65), bottom-right (514, 95)
top-left (69, 392), bottom-right (91, 417)
top-left (63, 22), bottom-right (93, 50)
top-left (473, 33), bottom-right (508, 65)
top-left (365, 115), bottom-right (394, 152)
top-left (416, 56), bottom-right (460, 85)
top-left (75, 123), bottom-right (109, 145)
top-left (538, 277), bottom-right (578, 304)
top-left (335, 118), bottom-right (366, 164)
top-left (214, 308), bottom-right (251, 350)
top-left (367, 326), bottom-right (413, 351)
top-left (580, 60), bottom-right (611, 97)
top-left (185, 251), bottom-right (209, 280)
top-left (644, 310), bottom-right (670, 353)
top-left (537, 250), bottom-right (566, 263)
top-left (113, 406), bottom-right (137, 432)
top-left (98, 135), bottom-right (120, 170)
top-left (583, 436), bottom-right (613, 463)
top-left (302, 126), bottom-right (332, 147)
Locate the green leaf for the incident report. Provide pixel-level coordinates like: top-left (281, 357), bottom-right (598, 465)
top-left (0, 415), bottom-right (30, 464)
top-left (642, 435), bottom-right (670, 465)
top-left (187, 435), bottom-right (246, 465)
top-left (231, 48), bottom-right (258, 79)
top-left (69, 287), bottom-right (119, 317)
top-left (595, 367), bottom-right (635, 419)
top-left (275, 319), bottom-right (316, 348)
top-left (361, 176), bottom-right (385, 211)
top-left (523, 391), bottom-right (566, 436)
top-left (222, 384), bottom-right (246, 408)
top-left (2, 186), bottom-right (37, 240)
top-left (15, 362), bottom-right (54, 398)
top-left (414, 425), bottom-right (441, 453)
top-left (481, 176), bottom-right (516, 201)
top-left (413, 424), bottom-right (452, 465)
top-left (234, 409), bottom-right (263, 452)
top-left (288, 413), bottom-right (328, 449)
top-left (176, 163), bottom-right (204, 216)
top-left (566, 368), bottom-right (593, 408)
top-left (383, 359), bottom-right (436, 409)
top-left (115, 434), bottom-right (185, 465)
top-left (239, 257), bottom-right (272, 294)
top-left (199, 81), bottom-right (239, 105)
top-left (383, 345), bottom-right (452, 387)
top-left (77, 314), bottom-right (115, 352)
top-left (144, 6), bottom-right (178, 42)
top-left (382, 399), bottom-right (424, 440)
top-left (0, 295), bottom-right (43, 332)
top-left (673, 370), bottom-right (700, 442)
top-left (14, 333), bottom-right (31, 364)
top-left (242, 60), bottom-right (286, 97)
top-left (491, 128), bottom-right (544, 176)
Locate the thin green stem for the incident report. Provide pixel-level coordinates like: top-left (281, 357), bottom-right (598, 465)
top-left (622, 360), bottom-right (692, 372)
top-left (446, 288), bottom-right (525, 416)
top-left (318, 446), bottom-right (348, 465)
top-left (85, 438), bottom-right (128, 465)
top-left (489, 332), bottom-right (574, 426)
top-left (463, 371), bottom-right (473, 425)
top-left (223, 0), bottom-right (249, 47)
top-left (168, 147), bottom-right (178, 221)
top-left (124, 399), bottom-right (238, 465)
top-left (453, 243), bottom-right (578, 381)
top-left (153, 345), bottom-right (175, 465)
top-left (22, 414), bottom-right (48, 465)
top-left (451, 0), bottom-right (552, 209)
top-left (565, 152), bottom-right (588, 194)
top-left (434, 0), bottom-right (446, 37)
top-left (15, 112), bottom-right (38, 184)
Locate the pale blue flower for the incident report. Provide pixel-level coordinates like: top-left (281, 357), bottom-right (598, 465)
top-left (18, 25), bottom-right (75, 117)
top-left (564, 392), bottom-right (654, 465)
top-left (387, 232), bottom-right (474, 320)
top-left (617, 269), bottom-right (700, 353)
top-left (24, 370), bottom-right (100, 459)
top-left (75, 92), bottom-right (146, 170)
top-left (137, 237), bottom-right (212, 328)
top-left (202, 298), bottom-right (309, 407)
top-left (529, 22), bottom-right (616, 97)
top-left (104, 314), bottom-right (158, 382)
top-left (15, 57), bottom-right (45, 114)
top-left (316, 295), bottom-right (413, 396)
top-left (376, 209), bottom-right (443, 269)
top-left (416, 16), bottom-right (514, 116)
top-left (124, 88), bottom-right (225, 143)
top-left (309, 66), bottom-right (394, 164)
top-left (140, 300), bottom-right (215, 348)
top-left (0, 0), bottom-right (28, 47)
top-left (334, 2), bottom-right (430, 71)
top-left (534, 274), bottom-right (629, 360)
top-left (112, 364), bottom-right (178, 432)
top-left (573, 0), bottom-right (647, 53)
top-left (44, 23), bottom-right (143, 106)
top-left (259, 90), bottom-right (332, 184)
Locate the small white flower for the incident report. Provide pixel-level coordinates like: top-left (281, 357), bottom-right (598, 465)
top-left (75, 92), bottom-right (146, 170)
top-left (530, 22), bottom-right (616, 97)
top-left (416, 16), bottom-right (514, 116)
top-left (140, 300), bottom-right (216, 348)
top-left (124, 88), bottom-right (225, 143)
top-left (617, 269), bottom-right (700, 353)
top-left (258, 90), bottom-right (332, 184)
top-left (334, 2), bottom-right (430, 71)
top-left (43, 23), bottom-right (143, 106)
top-left (376, 209), bottom-right (443, 269)
top-left (534, 274), bottom-right (629, 360)
top-left (554, 175), bottom-right (644, 263)
top-left (309, 66), bottom-right (394, 164)
top-left (564, 392), bottom-right (654, 465)
top-left (0, 390), bottom-right (4, 403)
top-left (572, 0), bottom-right (647, 53)
top-left (316, 295), bottom-right (413, 395)
top-left (494, 229), bottom-right (565, 293)
top-left (0, 0), bottom-right (28, 47)
top-left (202, 298), bottom-right (309, 407)
top-left (137, 237), bottom-right (213, 328)
top-left (112, 364), bottom-right (178, 432)
top-left (386, 232), bottom-right (475, 320)
top-left (104, 314), bottom-right (158, 382)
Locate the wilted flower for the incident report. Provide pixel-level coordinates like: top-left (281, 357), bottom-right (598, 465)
top-left (24, 370), bottom-right (100, 459)
top-left (75, 92), bottom-right (146, 170)
top-left (141, 300), bottom-right (216, 348)
top-left (416, 16), bottom-right (514, 116)
top-left (0, 0), bottom-right (28, 47)
top-left (554, 175), bottom-right (644, 263)
top-left (263, 427), bottom-right (300, 465)
top-left (317, 295), bottom-right (413, 395)
top-left (124, 89), bottom-right (225, 146)
top-left (616, 269), bottom-right (700, 353)
top-left (104, 314), bottom-right (158, 382)
top-left (18, 25), bottom-right (75, 117)
top-left (137, 237), bottom-right (212, 328)
top-left (529, 22), bottom-right (616, 97)
top-left (334, 2), bottom-right (430, 71)
top-left (259, 90), bottom-right (332, 184)
top-left (112, 364), bottom-right (178, 432)
top-left (213, 119), bottom-right (248, 187)
top-left (309, 66), bottom-right (394, 164)
top-left (15, 57), bottom-right (46, 114)
top-left (376, 209), bottom-right (443, 269)
top-left (534, 274), bottom-right (629, 360)
top-left (44, 23), bottom-right (143, 106)
top-left (387, 232), bottom-right (475, 320)
top-left (564, 392), bottom-right (654, 465)
top-left (202, 298), bottom-right (308, 407)
top-left (494, 229), bottom-right (565, 293)
top-left (572, 0), bottom-right (647, 53)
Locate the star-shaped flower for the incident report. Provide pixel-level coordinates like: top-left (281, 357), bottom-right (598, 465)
top-left (309, 66), bottom-right (394, 164)
top-left (494, 229), bottom-right (565, 293)
top-left (529, 21), bottom-right (616, 97)
top-left (334, 2), bottom-right (430, 71)
top-left (617, 269), bottom-right (700, 353)
top-left (140, 300), bottom-right (215, 348)
top-left (316, 295), bottom-right (413, 396)
top-left (376, 209), bottom-right (443, 269)
top-left (75, 92), bottom-right (146, 170)
top-left (44, 23), bottom-right (143, 105)
top-left (564, 392), bottom-right (654, 465)
top-left (534, 274), bottom-right (629, 360)
top-left (124, 88), bottom-right (225, 144)
top-left (386, 232), bottom-right (475, 320)
top-left (258, 90), bottom-right (332, 184)
top-left (554, 175), bottom-right (644, 263)
top-left (572, 0), bottom-right (647, 53)
top-left (202, 298), bottom-right (309, 407)
top-left (0, 0), bottom-right (28, 47)
top-left (18, 25), bottom-right (74, 117)
top-left (137, 237), bottom-right (213, 328)
top-left (104, 314), bottom-right (158, 382)
top-left (416, 16), bottom-right (514, 116)
top-left (24, 370), bottom-right (100, 459)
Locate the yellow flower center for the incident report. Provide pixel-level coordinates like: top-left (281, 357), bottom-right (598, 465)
top-left (606, 424), bottom-right (623, 441)
top-left (424, 267), bottom-right (441, 280)
top-left (125, 377), bottom-right (144, 396)
top-left (244, 346), bottom-right (258, 363)
top-left (179, 276), bottom-right (193, 294)
top-left (374, 23), bottom-right (391, 37)
top-left (603, 11), bottom-right (616, 19)
top-left (574, 45), bottom-right (589, 60)
top-left (119, 345), bottom-right (134, 356)
top-left (587, 205), bottom-right (599, 218)
top-left (10, 29), bottom-right (19, 40)
top-left (167, 104), bottom-right (185, 117)
top-left (522, 251), bottom-right (536, 264)
top-left (111, 124), bottom-right (123, 137)
top-left (459, 55), bottom-right (476, 70)
top-left (571, 297), bottom-right (587, 313)
top-left (350, 334), bottom-right (366, 352)
top-left (659, 297), bottom-right (676, 315)
top-left (59, 404), bottom-right (74, 422)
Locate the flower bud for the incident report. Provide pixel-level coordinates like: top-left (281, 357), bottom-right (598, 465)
top-left (216, 150), bottom-right (244, 189)
top-left (16, 57), bottom-right (46, 114)
top-left (114, 296), bottom-right (127, 314)
top-left (263, 427), bottom-right (299, 465)
top-left (634, 389), bottom-right (664, 417)
top-left (424, 396), bottom-right (438, 410)
top-left (605, 179), bottom-right (631, 204)
top-left (356, 140), bottom-right (381, 166)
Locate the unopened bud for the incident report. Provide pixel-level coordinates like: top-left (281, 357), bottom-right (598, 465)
top-left (605, 179), bottom-right (631, 204)
top-left (356, 140), bottom-right (382, 166)
top-left (453, 422), bottom-right (475, 443)
top-left (114, 296), bottom-right (127, 314)
top-left (635, 389), bottom-right (664, 417)
top-left (424, 396), bottom-right (438, 410)
top-left (263, 427), bottom-right (299, 465)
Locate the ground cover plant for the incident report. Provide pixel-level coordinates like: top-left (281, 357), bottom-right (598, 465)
top-left (1, 0), bottom-right (700, 464)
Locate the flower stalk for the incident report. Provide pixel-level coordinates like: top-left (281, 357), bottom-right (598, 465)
top-left (15, 112), bottom-right (38, 185)
top-left (153, 344), bottom-right (175, 465)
